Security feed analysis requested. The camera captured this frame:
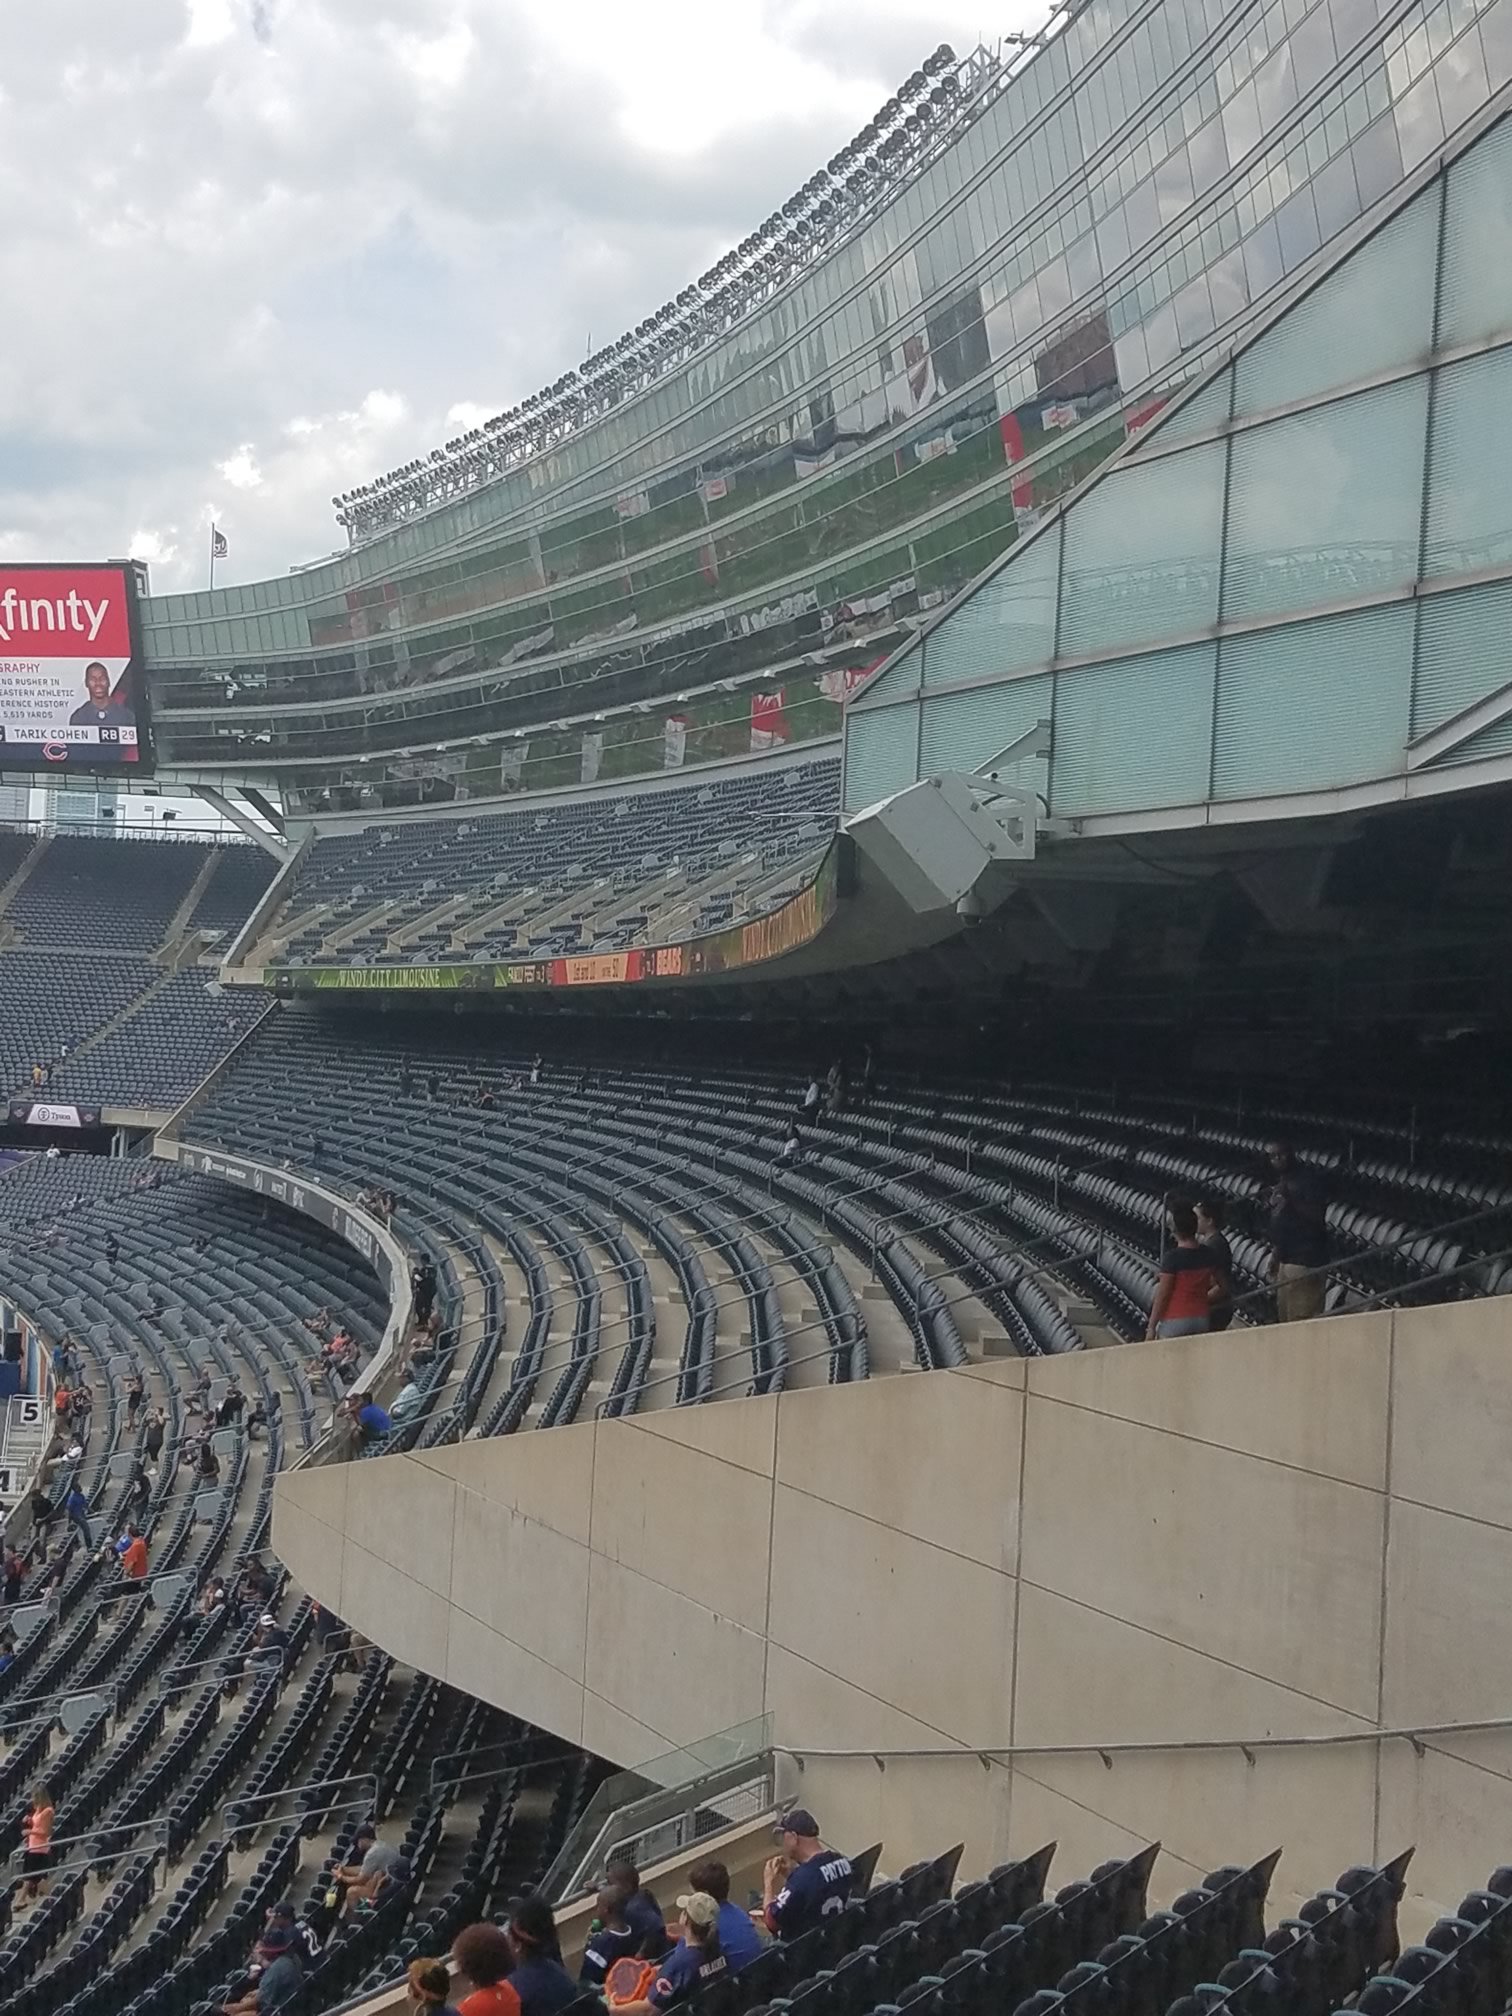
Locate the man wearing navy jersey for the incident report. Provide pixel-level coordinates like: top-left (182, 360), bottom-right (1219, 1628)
top-left (763, 1809), bottom-right (853, 1938)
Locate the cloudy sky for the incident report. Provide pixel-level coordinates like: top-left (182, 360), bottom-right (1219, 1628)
top-left (0, 0), bottom-right (1043, 594)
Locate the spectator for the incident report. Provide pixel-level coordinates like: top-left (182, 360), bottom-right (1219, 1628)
top-left (0, 1625), bottom-right (17, 1673)
top-left (218, 1382), bottom-right (246, 1430)
top-left (126, 1371), bottom-right (145, 1426)
top-left (122, 1525), bottom-right (149, 1580)
top-left (197, 1438), bottom-right (222, 1485)
top-left (763, 1810), bottom-right (853, 1938)
top-left (1196, 1196), bottom-right (1235, 1332)
top-left (685, 1858), bottom-right (763, 1972)
top-left (605, 1859), bottom-right (666, 1948)
top-left (264, 1898), bottom-right (322, 1967)
top-left (580, 1887), bottom-right (640, 1988)
top-left (412, 1260), bottom-right (438, 1325)
top-left (451, 1923), bottom-right (521, 2016)
top-left (63, 1479), bottom-right (92, 1548)
top-left (197, 1577), bottom-right (228, 1621)
top-left (427, 1072), bottom-right (441, 1100)
top-left (19, 1782), bottom-right (54, 1904)
top-left (351, 1391), bottom-right (393, 1441)
top-left (221, 1921), bottom-right (305, 2015)
top-left (800, 1077), bottom-right (821, 1119)
top-left (143, 1406), bottom-right (166, 1468)
top-left (335, 1822), bottom-right (401, 1916)
top-left (1145, 1202), bottom-right (1222, 1340)
top-left (3, 1545), bottom-right (24, 1606)
top-left (408, 1957), bottom-right (463, 2016)
top-left (506, 1895), bottom-right (576, 2016)
top-left (616, 1894), bottom-right (727, 2014)
top-left (776, 1122), bottom-right (803, 1167)
top-left (104, 1232), bottom-right (119, 1268)
top-left (238, 1558), bottom-right (274, 1618)
top-left (390, 1377), bottom-right (425, 1426)
top-left (28, 1485), bottom-right (57, 1561)
top-left (1265, 1141), bottom-right (1329, 1322)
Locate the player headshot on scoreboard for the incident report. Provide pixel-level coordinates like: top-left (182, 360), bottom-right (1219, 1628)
top-left (69, 661), bottom-right (136, 732)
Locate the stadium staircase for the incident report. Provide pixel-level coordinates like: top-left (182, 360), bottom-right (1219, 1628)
top-left (0, 835), bottom-right (47, 947)
top-left (159, 851), bottom-right (225, 962)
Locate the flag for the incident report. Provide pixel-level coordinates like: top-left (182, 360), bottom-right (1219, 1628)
top-left (211, 527), bottom-right (229, 559)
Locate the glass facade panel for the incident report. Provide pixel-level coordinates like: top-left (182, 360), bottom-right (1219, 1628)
top-left (1438, 113), bottom-right (1512, 343)
top-left (1413, 577), bottom-right (1512, 736)
top-left (1422, 349), bottom-right (1512, 577)
top-left (925, 522), bottom-right (1063, 684)
top-left (843, 703), bottom-right (918, 812)
top-left (1051, 641), bottom-right (1217, 813)
top-left (1148, 362), bottom-right (1234, 441)
top-left (1060, 440), bottom-right (1226, 656)
top-left (919, 674), bottom-right (1053, 786)
top-left (1235, 183), bottom-right (1439, 413)
top-left (1211, 602), bottom-right (1414, 794)
top-left (1224, 378), bottom-right (1430, 620)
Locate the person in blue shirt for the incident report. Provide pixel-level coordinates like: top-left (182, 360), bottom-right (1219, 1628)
top-left (763, 1810), bottom-right (854, 1939)
top-left (505, 1894), bottom-right (577, 2016)
top-left (619, 1894), bottom-right (728, 2014)
top-left (64, 1482), bottom-right (92, 1549)
top-left (354, 1393), bottom-right (392, 1441)
top-left (604, 1859), bottom-right (667, 1951)
top-left (685, 1858), bottom-right (763, 1972)
top-left (579, 1887), bottom-right (641, 1987)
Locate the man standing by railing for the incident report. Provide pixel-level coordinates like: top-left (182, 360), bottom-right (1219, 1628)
top-left (1265, 1141), bottom-right (1329, 1323)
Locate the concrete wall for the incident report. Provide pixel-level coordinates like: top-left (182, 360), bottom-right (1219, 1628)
top-left (274, 1298), bottom-right (1512, 1927)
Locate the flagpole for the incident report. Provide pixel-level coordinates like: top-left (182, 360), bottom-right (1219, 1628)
top-left (209, 524), bottom-right (217, 593)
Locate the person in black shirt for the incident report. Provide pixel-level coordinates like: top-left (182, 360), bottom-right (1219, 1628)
top-left (1264, 1142), bottom-right (1329, 1323)
top-left (411, 1261), bottom-right (438, 1326)
top-left (1196, 1196), bottom-right (1235, 1331)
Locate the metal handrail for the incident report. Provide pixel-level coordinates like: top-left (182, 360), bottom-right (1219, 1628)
top-left (781, 1710), bottom-right (1512, 1766)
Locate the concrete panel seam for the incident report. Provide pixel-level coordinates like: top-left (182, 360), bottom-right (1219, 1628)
top-left (1020, 1383), bottom-right (1390, 1490)
top-left (776, 1476), bottom-right (1022, 1576)
top-left (1016, 1575), bottom-right (1383, 1729)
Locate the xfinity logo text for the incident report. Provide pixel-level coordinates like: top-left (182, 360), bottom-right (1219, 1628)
top-left (0, 587), bottom-right (112, 646)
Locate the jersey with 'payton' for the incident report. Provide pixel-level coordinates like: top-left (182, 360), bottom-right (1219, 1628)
top-left (768, 1852), bottom-right (855, 1937)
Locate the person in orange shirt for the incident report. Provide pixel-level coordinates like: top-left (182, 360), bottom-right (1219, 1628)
top-left (20, 1783), bottom-right (54, 1903)
top-left (122, 1527), bottom-right (149, 1580)
top-left (451, 1925), bottom-right (521, 2016)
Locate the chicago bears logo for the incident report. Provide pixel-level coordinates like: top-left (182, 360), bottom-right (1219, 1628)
top-left (42, 742), bottom-right (68, 763)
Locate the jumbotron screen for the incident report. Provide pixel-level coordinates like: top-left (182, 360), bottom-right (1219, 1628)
top-left (0, 563), bottom-right (150, 773)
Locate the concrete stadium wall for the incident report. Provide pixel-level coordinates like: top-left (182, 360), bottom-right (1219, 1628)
top-left (273, 1299), bottom-right (1512, 1927)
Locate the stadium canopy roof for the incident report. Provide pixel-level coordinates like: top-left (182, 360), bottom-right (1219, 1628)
top-left (843, 88), bottom-right (1512, 838)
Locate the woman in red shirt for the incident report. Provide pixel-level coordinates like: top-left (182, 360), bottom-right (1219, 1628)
top-left (1146, 1201), bottom-right (1225, 1340)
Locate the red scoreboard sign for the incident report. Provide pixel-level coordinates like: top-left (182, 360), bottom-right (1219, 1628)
top-left (0, 563), bottom-right (149, 772)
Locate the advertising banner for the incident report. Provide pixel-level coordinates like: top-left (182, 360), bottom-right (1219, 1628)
top-left (7, 1100), bottom-right (103, 1128)
top-left (750, 690), bottom-right (789, 752)
top-left (999, 414), bottom-right (1035, 512)
top-left (663, 715), bottom-right (690, 769)
top-left (0, 564), bottom-right (148, 774)
top-left (580, 730), bottom-right (604, 785)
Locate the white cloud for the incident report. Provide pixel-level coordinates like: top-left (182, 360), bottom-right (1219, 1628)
top-left (0, 0), bottom-right (1042, 592)
top-left (218, 445), bottom-right (264, 490)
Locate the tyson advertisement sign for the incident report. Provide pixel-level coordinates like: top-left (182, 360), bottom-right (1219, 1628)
top-left (0, 563), bottom-right (149, 773)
